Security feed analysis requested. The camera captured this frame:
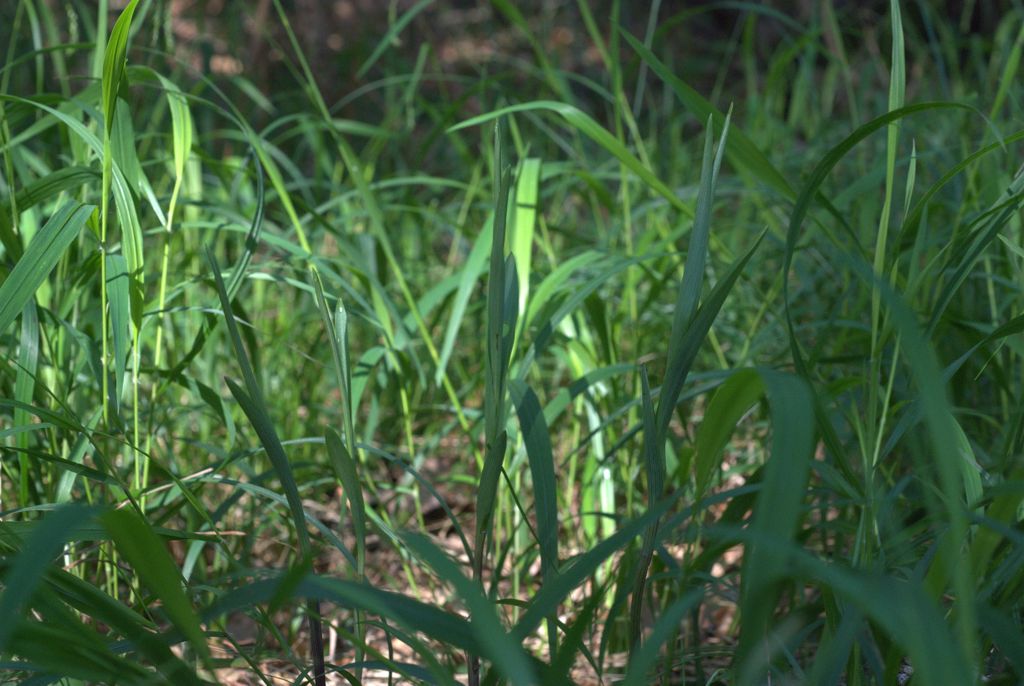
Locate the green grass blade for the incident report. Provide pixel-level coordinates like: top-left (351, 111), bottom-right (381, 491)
top-left (511, 157), bottom-right (541, 319)
top-left (656, 228), bottom-right (766, 440)
top-left (402, 531), bottom-right (536, 686)
top-left (675, 111), bottom-right (730, 330)
top-left (509, 379), bottom-right (558, 579)
top-left (14, 301), bottom-right (39, 504)
top-left (694, 368), bottom-right (764, 500)
top-left (105, 253), bottom-right (130, 418)
top-left (628, 364), bottom-right (661, 651)
top-left (735, 370), bottom-right (815, 679)
top-left (356, 0), bottom-right (434, 78)
top-left (476, 126), bottom-right (515, 571)
top-left (513, 494), bottom-right (677, 642)
top-left (100, 507), bottom-right (211, 664)
top-left (325, 427), bottom-right (366, 567)
top-left (620, 28), bottom-right (792, 199)
top-left (0, 504), bottom-right (93, 652)
top-left (436, 217), bottom-right (491, 385)
top-left (450, 102), bottom-right (692, 218)
top-left (622, 589), bottom-right (703, 686)
top-left (0, 202), bottom-right (94, 336)
top-left (100, 0), bottom-right (139, 137)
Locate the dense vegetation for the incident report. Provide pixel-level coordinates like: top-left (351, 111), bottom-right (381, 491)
top-left (1, 1), bottom-right (1022, 683)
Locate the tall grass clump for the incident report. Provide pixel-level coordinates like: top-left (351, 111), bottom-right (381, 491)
top-left (1, 1), bottom-right (1022, 684)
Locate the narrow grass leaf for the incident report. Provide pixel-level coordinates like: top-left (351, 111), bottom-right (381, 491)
top-left (436, 218), bottom-right (491, 384)
top-left (450, 102), bottom-right (692, 218)
top-left (509, 379), bottom-right (558, 579)
top-left (620, 29), bottom-right (791, 199)
top-left (657, 228), bottom-right (766, 441)
top-left (14, 302), bottom-right (39, 503)
top-left (622, 589), bottom-right (703, 686)
top-left (356, 0), bottom-right (434, 78)
top-left (105, 253), bottom-right (130, 414)
top-left (476, 128), bottom-right (515, 567)
top-left (325, 427), bottom-right (366, 566)
top-left (736, 371), bottom-right (815, 676)
top-left (402, 532), bottom-right (535, 686)
top-left (675, 111), bottom-right (730, 330)
top-left (629, 365), bottom-right (662, 651)
top-left (513, 494), bottom-right (677, 642)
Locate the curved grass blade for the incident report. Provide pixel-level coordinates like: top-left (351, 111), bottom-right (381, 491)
top-left (622, 589), bottom-right (704, 686)
top-left (206, 248), bottom-right (326, 684)
top-left (356, 0), bottom-right (435, 78)
top-left (0, 202), bottom-right (94, 336)
top-left (0, 166), bottom-right (97, 261)
top-left (0, 503), bottom-right (94, 652)
top-left (402, 531), bottom-right (536, 686)
top-left (694, 368), bottom-right (764, 499)
top-left (100, 507), bottom-right (211, 665)
top-left (450, 102), bottom-right (692, 218)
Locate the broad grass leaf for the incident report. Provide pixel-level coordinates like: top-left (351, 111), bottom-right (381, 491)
top-left (100, 507), bottom-right (211, 664)
top-left (694, 368), bottom-right (764, 499)
top-left (100, 0), bottom-right (139, 136)
top-left (511, 157), bottom-right (541, 319)
top-left (0, 202), bottom-right (94, 336)
top-left (0, 166), bottom-right (97, 260)
top-left (0, 504), bottom-right (94, 652)
top-left (736, 370), bottom-right (815, 677)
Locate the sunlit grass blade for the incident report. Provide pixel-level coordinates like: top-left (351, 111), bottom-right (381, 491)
top-left (511, 157), bottom-right (541, 320)
top-left (435, 218), bottom-right (491, 385)
top-left (450, 102), bottom-right (692, 218)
